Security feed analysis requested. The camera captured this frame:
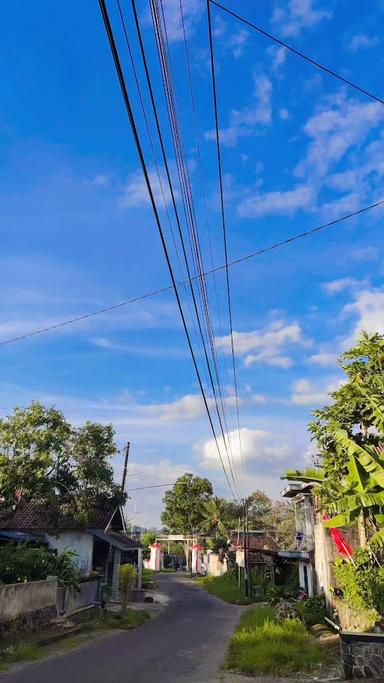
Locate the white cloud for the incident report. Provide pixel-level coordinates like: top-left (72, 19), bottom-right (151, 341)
top-left (125, 458), bottom-right (193, 528)
top-left (272, 0), bottom-right (331, 37)
top-left (251, 394), bottom-right (267, 404)
top-left (279, 108), bottom-right (290, 120)
top-left (199, 427), bottom-right (290, 471)
top-left (159, 0), bottom-right (203, 42)
top-left (268, 45), bottom-right (287, 73)
top-left (230, 29), bottom-right (250, 59)
top-left (290, 377), bottom-right (340, 405)
top-left (295, 95), bottom-right (384, 180)
top-left (91, 337), bottom-right (187, 358)
top-left (216, 320), bottom-right (309, 368)
top-left (205, 74), bottom-right (272, 147)
top-left (307, 352), bottom-right (337, 367)
top-left (149, 393), bottom-right (238, 423)
top-left (343, 288), bottom-right (384, 339)
top-left (90, 174), bottom-right (110, 187)
top-left (348, 34), bottom-right (378, 52)
top-left (323, 277), bottom-right (367, 295)
top-left (118, 168), bottom-right (174, 209)
top-left (237, 184), bottom-right (314, 218)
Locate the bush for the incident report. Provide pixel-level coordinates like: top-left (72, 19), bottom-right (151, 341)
top-left (119, 563), bottom-right (137, 613)
top-left (274, 599), bottom-right (299, 621)
top-left (334, 548), bottom-right (384, 614)
top-left (298, 594), bottom-right (327, 627)
top-left (266, 584), bottom-right (293, 606)
top-left (0, 544), bottom-right (80, 589)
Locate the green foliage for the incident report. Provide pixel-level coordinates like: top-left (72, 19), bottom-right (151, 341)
top-left (226, 607), bottom-right (329, 676)
top-left (119, 563), bottom-right (137, 592)
top-left (0, 402), bottom-right (124, 523)
top-left (245, 490), bottom-right (296, 549)
top-left (297, 594), bottom-right (327, 627)
top-left (333, 548), bottom-right (384, 615)
top-left (308, 332), bottom-right (384, 502)
top-left (305, 333), bottom-right (384, 543)
top-left (0, 544), bottom-right (80, 589)
top-left (274, 599), bottom-right (299, 621)
top-left (200, 496), bottom-right (228, 537)
top-left (161, 473), bottom-right (213, 534)
top-left (266, 585), bottom-right (293, 606)
top-left (196, 573), bottom-right (254, 605)
top-left (51, 549), bottom-right (80, 590)
top-left (119, 563), bottom-right (138, 615)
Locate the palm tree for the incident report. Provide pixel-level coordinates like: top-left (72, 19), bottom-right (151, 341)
top-left (200, 497), bottom-right (228, 538)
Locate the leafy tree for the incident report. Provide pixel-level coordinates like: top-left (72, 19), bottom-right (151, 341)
top-left (0, 402), bottom-right (71, 508)
top-left (246, 489), bottom-right (273, 528)
top-left (161, 473), bottom-right (213, 534)
top-left (307, 333), bottom-right (384, 546)
top-left (0, 401), bottom-right (125, 522)
top-left (200, 496), bottom-right (228, 537)
top-left (141, 531), bottom-right (157, 560)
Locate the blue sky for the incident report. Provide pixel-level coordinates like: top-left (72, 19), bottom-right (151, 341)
top-left (1, 0), bottom-right (384, 526)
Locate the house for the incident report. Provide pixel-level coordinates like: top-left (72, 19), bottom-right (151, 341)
top-left (0, 500), bottom-right (142, 598)
top-left (281, 480), bottom-right (359, 600)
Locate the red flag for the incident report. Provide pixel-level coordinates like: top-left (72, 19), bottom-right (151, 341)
top-left (323, 514), bottom-right (353, 558)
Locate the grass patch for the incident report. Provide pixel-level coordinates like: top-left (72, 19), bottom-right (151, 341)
top-left (0, 642), bottom-right (41, 667)
top-left (196, 573), bottom-right (255, 605)
top-left (226, 607), bottom-right (331, 677)
top-left (100, 608), bottom-right (150, 631)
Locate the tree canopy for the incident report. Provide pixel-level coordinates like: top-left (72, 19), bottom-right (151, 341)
top-left (161, 473), bottom-right (213, 534)
top-left (307, 332), bottom-right (384, 546)
top-left (0, 401), bottom-right (125, 521)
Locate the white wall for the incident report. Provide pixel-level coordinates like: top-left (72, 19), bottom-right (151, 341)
top-left (44, 531), bottom-right (94, 575)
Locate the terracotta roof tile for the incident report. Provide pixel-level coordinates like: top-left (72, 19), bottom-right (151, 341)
top-left (0, 500), bottom-right (117, 531)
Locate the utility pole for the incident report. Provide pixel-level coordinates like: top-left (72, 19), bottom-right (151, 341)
top-left (121, 442), bottom-right (130, 494)
top-left (243, 498), bottom-right (249, 597)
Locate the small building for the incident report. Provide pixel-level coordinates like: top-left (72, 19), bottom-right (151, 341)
top-left (281, 480), bottom-right (359, 600)
top-left (280, 481), bottom-right (315, 596)
top-left (0, 500), bottom-right (142, 598)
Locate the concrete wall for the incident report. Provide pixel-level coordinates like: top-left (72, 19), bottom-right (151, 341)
top-left (0, 577), bottom-right (57, 620)
top-left (313, 520), bottom-right (334, 600)
top-left (45, 531), bottom-right (94, 575)
top-left (204, 551), bottom-right (228, 577)
top-left (0, 578), bottom-right (58, 634)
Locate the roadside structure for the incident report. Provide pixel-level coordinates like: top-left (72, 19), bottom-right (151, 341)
top-left (0, 499), bottom-right (142, 598)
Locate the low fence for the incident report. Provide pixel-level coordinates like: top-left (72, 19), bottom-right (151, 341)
top-left (0, 577), bottom-right (57, 635)
top-left (57, 576), bottom-right (101, 616)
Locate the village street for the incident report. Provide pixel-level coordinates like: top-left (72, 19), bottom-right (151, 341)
top-left (0, 574), bottom-right (243, 683)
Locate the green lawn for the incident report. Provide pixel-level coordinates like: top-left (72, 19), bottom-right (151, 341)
top-left (196, 573), bottom-right (254, 605)
top-left (226, 607), bottom-right (332, 677)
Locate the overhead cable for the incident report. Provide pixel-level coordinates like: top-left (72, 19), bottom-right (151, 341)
top-left (1, 197), bottom-right (383, 348)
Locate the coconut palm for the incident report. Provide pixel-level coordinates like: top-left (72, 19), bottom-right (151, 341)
top-left (200, 497), bottom-right (228, 538)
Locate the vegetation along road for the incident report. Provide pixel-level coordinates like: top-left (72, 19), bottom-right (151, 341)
top-left (0, 574), bottom-right (241, 683)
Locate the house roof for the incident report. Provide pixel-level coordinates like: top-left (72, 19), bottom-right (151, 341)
top-left (230, 532), bottom-right (279, 552)
top-left (93, 530), bottom-right (142, 551)
top-left (0, 500), bottom-right (120, 532)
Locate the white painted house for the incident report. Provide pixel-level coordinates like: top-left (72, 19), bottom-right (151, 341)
top-left (1, 500), bottom-right (142, 598)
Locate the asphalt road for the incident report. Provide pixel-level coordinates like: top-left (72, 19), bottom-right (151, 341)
top-left (1, 574), bottom-right (241, 683)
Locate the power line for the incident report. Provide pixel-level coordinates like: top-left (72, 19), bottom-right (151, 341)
top-left (98, 0), bottom-right (236, 498)
top-left (207, 0), bottom-right (243, 496)
top-left (1, 197), bottom-right (383, 349)
top-left (128, 482), bottom-right (175, 492)
top-left (151, 0), bottom-right (240, 498)
top-left (209, 0), bottom-right (384, 106)
top-left (129, 0), bottom-right (237, 496)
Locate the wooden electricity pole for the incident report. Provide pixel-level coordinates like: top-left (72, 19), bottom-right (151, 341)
top-left (243, 498), bottom-right (249, 597)
top-left (121, 442), bottom-right (130, 494)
